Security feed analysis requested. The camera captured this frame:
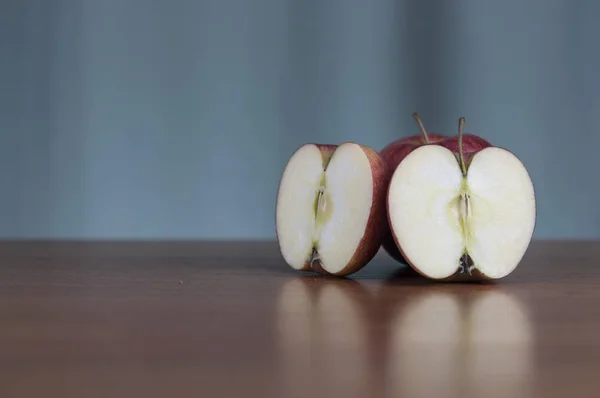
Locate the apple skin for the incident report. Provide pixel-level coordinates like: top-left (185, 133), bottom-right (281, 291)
top-left (438, 134), bottom-right (492, 155)
top-left (379, 134), bottom-right (446, 263)
top-left (290, 143), bottom-right (391, 277)
top-left (315, 144), bottom-right (338, 168)
top-left (380, 134), bottom-right (447, 173)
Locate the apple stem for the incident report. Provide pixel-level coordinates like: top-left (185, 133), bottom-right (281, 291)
top-left (412, 112), bottom-right (429, 144)
top-left (458, 117), bottom-right (467, 176)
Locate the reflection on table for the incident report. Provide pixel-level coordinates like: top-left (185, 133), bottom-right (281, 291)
top-left (275, 275), bottom-right (532, 398)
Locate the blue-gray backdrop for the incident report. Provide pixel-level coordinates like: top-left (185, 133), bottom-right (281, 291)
top-left (1, 0), bottom-right (598, 239)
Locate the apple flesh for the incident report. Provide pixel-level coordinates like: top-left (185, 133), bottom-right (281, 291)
top-left (387, 118), bottom-right (536, 280)
top-left (379, 113), bottom-right (447, 263)
top-left (276, 142), bottom-right (390, 276)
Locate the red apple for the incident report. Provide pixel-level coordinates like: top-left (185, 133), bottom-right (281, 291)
top-left (386, 117), bottom-right (536, 280)
top-left (276, 142), bottom-right (390, 276)
top-left (380, 113), bottom-right (447, 171)
top-left (379, 113), bottom-right (447, 263)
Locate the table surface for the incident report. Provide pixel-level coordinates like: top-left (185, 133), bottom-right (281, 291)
top-left (1, 240), bottom-right (599, 398)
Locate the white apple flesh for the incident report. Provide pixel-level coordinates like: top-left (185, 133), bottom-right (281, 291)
top-left (387, 119), bottom-right (536, 280)
top-left (276, 142), bottom-right (389, 276)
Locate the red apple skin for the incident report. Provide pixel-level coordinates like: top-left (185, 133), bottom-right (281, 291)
top-left (379, 134), bottom-right (446, 263)
top-left (316, 144), bottom-right (338, 168)
top-left (438, 134), bottom-right (492, 155)
top-left (291, 143), bottom-right (391, 277)
top-left (380, 134), bottom-right (447, 173)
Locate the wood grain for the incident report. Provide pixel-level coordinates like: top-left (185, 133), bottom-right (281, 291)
top-left (0, 240), bottom-right (599, 398)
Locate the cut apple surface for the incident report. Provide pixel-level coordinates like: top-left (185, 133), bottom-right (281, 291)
top-left (276, 142), bottom-right (389, 276)
top-left (379, 113), bottom-right (447, 263)
top-left (387, 134), bottom-right (536, 280)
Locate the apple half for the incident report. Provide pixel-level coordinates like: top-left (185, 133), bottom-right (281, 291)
top-left (387, 118), bottom-right (536, 280)
top-left (276, 142), bottom-right (390, 276)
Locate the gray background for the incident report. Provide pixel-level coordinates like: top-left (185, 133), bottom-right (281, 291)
top-left (1, 0), bottom-right (598, 239)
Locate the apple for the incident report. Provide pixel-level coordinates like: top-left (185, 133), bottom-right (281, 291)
top-left (379, 113), bottom-right (447, 263)
top-left (386, 116), bottom-right (536, 280)
top-left (276, 142), bottom-right (390, 276)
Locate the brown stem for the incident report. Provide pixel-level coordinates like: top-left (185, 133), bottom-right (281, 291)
top-left (412, 112), bottom-right (429, 143)
top-left (458, 117), bottom-right (467, 175)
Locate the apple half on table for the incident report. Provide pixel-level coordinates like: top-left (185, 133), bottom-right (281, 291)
top-left (276, 142), bottom-right (390, 276)
top-left (387, 117), bottom-right (536, 280)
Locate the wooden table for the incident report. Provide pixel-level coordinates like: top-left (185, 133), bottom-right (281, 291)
top-left (0, 240), bottom-right (599, 397)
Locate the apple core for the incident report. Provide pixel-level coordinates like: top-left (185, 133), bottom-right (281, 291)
top-left (312, 174), bottom-right (334, 246)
